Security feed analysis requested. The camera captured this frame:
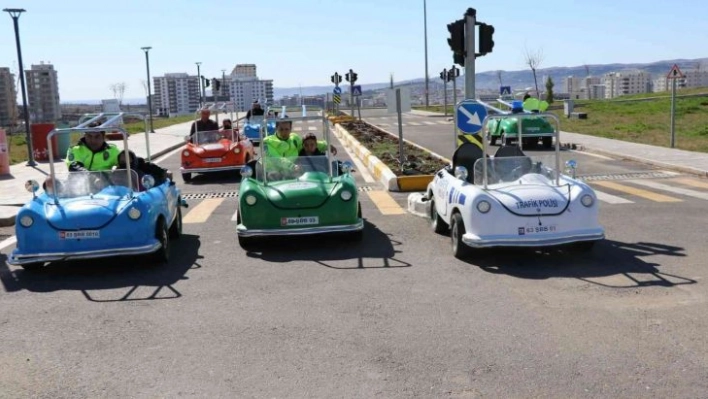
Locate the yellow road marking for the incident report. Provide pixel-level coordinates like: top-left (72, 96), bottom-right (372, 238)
top-left (671, 177), bottom-right (708, 190)
top-left (367, 191), bottom-right (406, 215)
top-left (182, 198), bottom-right (224, 223)
top-left (592, 181), bottom-right (681, 202)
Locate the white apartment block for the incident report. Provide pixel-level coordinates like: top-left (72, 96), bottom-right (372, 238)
top-left (0, 67), bottom-right (18, 127)
top-left (25, 62), bottom-right (61, 122)
top-left (153, 73), bottom-right (201, 116)
top-left (227, 64), bottom-right (274, 111)
top-left (653, 69), bottom-right (708, 92)
top-left (602, 69), bottom-right (651, 99)
top-left (563, 76), bottom-right (603, 99)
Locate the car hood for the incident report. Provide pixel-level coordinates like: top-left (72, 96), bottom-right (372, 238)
top-left (488, 175), bottom-right (570, 216)
top-left (263, 179), bottom-right (338, 209)
top-left (45, 197), bottom-right (129, 230)
top-left (197, 143), bottom-right (229, 157)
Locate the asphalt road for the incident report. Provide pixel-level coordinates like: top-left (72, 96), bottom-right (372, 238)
top-left (1, 111), bottom-right (708, 397)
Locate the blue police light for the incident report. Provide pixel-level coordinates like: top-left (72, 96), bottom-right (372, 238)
top-left (511, 100), bottom-right (524, 113)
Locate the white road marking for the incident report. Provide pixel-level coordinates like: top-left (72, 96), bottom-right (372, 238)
top-left (594, 190), bottom-right (634, 204)
top-left (629, 179), bottom-right (708, 201)
top-left (0, 235), bottom-right (17, 251)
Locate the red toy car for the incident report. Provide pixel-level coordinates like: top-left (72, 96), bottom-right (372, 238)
top-left (180, 128), bottom-right (255, 182)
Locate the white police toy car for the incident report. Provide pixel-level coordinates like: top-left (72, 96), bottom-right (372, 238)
top-left (426, 113), bottom-right (605, 259)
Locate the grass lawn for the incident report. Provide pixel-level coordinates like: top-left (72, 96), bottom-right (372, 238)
top-left (415, 88), bottom-right (708, 152)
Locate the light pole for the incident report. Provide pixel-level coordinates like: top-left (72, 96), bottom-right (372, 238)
top-left (195, 62), bottom-right (202, 109)
top-left (141, 46), bottom-right (155, 132)
top-left (4, 8), bottom-right (35, 166)
top-left (423, 0), bottom-right (429, 108)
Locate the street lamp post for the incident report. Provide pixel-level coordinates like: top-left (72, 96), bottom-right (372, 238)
top-left (423, 0), bottom-right (429, 108)
top-left (195, 62), bottom-right (202, 108)
top-left (3, 8), bottom-right (35, 166)
top-left (141, 46), bottom-right (155, 132)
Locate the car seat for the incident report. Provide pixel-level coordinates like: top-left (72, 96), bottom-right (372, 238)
top-left (452, 142), bottom-right (485, 184)
top-left (493, 145), bottom-right (533, 177)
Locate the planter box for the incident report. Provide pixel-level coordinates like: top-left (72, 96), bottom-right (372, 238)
top-left (332, 123), bottom-right (450, 192)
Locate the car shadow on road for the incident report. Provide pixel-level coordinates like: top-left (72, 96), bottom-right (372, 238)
top-left (181, 171), bottom-right (242, 186)
top-left (470, 239), bottom-right (695, 288)
top-left (0, 234), bottom-right (202, 301)
top-left (245, 220), bottom-right (411, 269)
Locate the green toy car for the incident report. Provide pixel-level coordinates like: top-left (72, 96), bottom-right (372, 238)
top-left (487, 98), bottom-right (556, 148)
top-left (235, 154), bottom-right (363, 249)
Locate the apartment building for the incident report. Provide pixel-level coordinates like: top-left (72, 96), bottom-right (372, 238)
top-left (564, 76), bottom-right (605, 99)
top-left (602, 69), bottom-right (651, 99)
top-left (228, 64), bottom-right (274, 111)
top-left (25, 62), bottom-right (62, 122)
top-left (153, 73), bottom-right (200, 116)
top-left (0, 67), bottom-right (18, 127)
top-left (653, 69), bottom-right (708, 92)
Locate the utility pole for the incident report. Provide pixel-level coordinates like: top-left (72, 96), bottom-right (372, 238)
top-left (195, 62), bottom-right (202, 108)
top-left (446, 7), bottom-right (495, 101)
top-left (423, 0), bottom-right (429, 107)
top-left (463, 8), bottom-right (476, 99)
top-left (4, 8), bottom-right (35, 166)
top-left (330, 71), bottom-right (342, 114)
top-left (345, 69), bottom-right (358, 116)
top-left (221, 69), bottom-right (226, 99)
top-left (141, 46), bottom-right (155, 132)
top-left (449, 65), bottom-right (459, 154)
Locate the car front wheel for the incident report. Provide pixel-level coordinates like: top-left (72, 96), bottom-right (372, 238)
top-left (150, 218), bottom-right (170, 264)
top-left (430, 198), bottom-right (448, 235)
top-left (451, 213), bottom-right (470, 259)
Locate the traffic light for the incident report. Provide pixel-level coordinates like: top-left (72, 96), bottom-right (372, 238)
top-left (214, 79), bottom-right (221, 92)
top-left (202, 76), bottom-right (210, 87)
top-left (478, 22), bottom-right (495, 56)
top-left (345, 72), bottom-right (350, 82)
top-left (350, 71), bottom-right (358, 83)
top-left (447, 19), bottom-right (465, 67)
top-left (439, 70), bottom-right (446, 81)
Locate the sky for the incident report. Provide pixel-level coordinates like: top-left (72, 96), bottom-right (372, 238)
top-left (1, 0), bottom-right (706, 101)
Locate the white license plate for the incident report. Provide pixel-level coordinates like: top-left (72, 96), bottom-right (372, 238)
top-left (281, 216), bottom-right (318, 226)
top-left (204, 157), bottom-right (222, 163)
top-left (60, 230), bottom-right (100, 239)
top-left (518, 225), bottom-right (557, 235)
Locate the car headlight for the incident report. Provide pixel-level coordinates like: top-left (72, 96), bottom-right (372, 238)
top-left (581, 194), bottom-right (594, 207)
top-left (241, 166), bottom-right (253, 178)
top-left (341, 161), bottom-right (354, 174)
top-left (454, 166), bottom-right (468, 181)
top-left (19, 215), bottom-right (34, 227)
top-left (245, 195), bottom-right (257, 205)
top-left (233, 147), bottom-right (241, 154)
top-left (476, 200), bottom-right (491, 213)
top-left (25, 180), bottom-right (39, 193)
top-left (340, 190), bottom-right (352, 201)
top-left (128, 207), bottom-right (142, 220)
top-left (182, 150), bottom-right (191, 157)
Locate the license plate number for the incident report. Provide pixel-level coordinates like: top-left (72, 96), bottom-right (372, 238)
top-left (60, 230), bottom-right (100, 239)
top-left (205, 157), bottom-right (222, 163)
top-left (518, 225), bottom-right (557, 235)
top-left (281, 216), bottom-right (318, 226)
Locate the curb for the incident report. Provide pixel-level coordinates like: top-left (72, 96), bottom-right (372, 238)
top-left (332, 123), bottom-right (449, 192)
top-left (406, 192), bottom-right (430, 219)
top-left (0, 205), bottom-right (18, 227)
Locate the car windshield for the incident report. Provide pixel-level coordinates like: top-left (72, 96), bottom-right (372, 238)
top-left (255, 155), bottom-right (337, 182)
top-left (473, 154), bottom-right (559, 185)
top-left (192, 129), bottom-right (230, 145)
top-left (48, 170), bottom-right (140, 198)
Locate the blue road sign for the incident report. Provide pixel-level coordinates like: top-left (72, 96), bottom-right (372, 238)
top-left (500, 86), bottom-right (511, 96)
top-left (352, 85), bottom-right (362, 96)
top-left (456, 100), bottom-right (488, 134)
top-left (333, 86), bottom-right (342, 95)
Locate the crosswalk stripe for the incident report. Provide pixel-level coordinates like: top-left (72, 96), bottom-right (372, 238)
top-left (408, 122), bottom-right (423, 126)
top-left (422, 121), bottom-right (437, 125)
top-left (308, 126), bottom-right (317, 131)
top-left (367, 191), bottom-right (406, 215)
top-left (629, 179), bottom-right (708, 201)
top-left (672, 177), bottom-right (708, 190)
top-left (592, 181), bottom-right (682, 202)
top-left (183, 198), bottom-right (225, 223)
top-left (594, 189), bottom-right (634, 204)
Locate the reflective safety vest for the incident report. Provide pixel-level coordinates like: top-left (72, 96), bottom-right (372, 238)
top-left (262, 133), bottom-right (327, 158)
top-left (66, 141), bottom-right (120, 171)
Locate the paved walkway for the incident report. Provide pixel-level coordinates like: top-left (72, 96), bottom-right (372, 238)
top-left (2, 111), bottom-right (708, 226)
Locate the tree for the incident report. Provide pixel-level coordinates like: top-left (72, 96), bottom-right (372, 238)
top-left (524, 47), bottom-right (544, 98)
top-left (390, 73), bottom-right (394, 89)
top-left (584, 64), bottom-right (590, 77)
top-left (496, 70), bottom-right (503, 86)
top-left (109, 82), bottom-right (127, 105)
top-left (545, 76), bottom-right (555, 104)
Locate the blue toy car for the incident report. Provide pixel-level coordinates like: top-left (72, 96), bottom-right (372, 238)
top-left (242, 116), bottom-right (276, 146)
top-left (8, 127), bottom-right (186, 271)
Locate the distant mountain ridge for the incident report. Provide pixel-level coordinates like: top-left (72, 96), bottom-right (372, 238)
top-left (274, 57), bottom-right (708, 97)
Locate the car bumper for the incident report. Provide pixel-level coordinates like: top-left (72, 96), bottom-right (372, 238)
top-left (237, 219), bottom-right (364, 237)
top-left (8, 242), bottom-right (162, 265)
top-left (181, 165), bottom-right (244, 173)
top-left (462, 228), bottom-right (605, 248)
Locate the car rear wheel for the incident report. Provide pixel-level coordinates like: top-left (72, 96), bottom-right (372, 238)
top-left (569, 240), bottom-right (596, 252)
top-left (150, 218), bottom-right (170, 264)
top-left (542, 137), bottom-right (553, 149)
top-left (182, 173), bottom-right (192, 183)
top-left (490, 136), bottom-right (498, 146)
top-left (350, 202), bottom-right (364, 241)
top-left (430, 198), bottom-right (448, 235)
top-left (451, 213), bottom-right (470, 259)
top-left (21, 262), bottom-right (44, 271)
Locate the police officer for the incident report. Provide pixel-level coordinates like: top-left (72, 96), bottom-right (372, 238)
top-left (262, 119), bottom-right (336, 158)
top-left (66, 126), bottom-right (120, 172)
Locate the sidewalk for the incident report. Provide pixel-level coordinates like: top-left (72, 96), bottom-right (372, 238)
top-left (0, 119), bottom-right (193, 226)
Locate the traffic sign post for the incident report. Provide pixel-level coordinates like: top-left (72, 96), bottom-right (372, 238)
top-left (331, 72), bottom-right (343, 114)
top-left (500, 86), bottom-right (511, 97)
top-left (449, 66), bottom-right (460, 153)
top-left (439, 68), bottom-right (448, 116)
top-left (667, 64), bottom-right (684, 148)
top-left (455, 99), bottom-right (487, 155)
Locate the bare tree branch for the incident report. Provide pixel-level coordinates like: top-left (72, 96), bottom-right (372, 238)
top-left (523, 47), bottom-right (545, 97)
top-left (496, 70), bottom-right (503, 87)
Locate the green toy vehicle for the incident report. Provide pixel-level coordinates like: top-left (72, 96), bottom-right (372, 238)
top-left (486, 98), bottom-right (556, 148)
